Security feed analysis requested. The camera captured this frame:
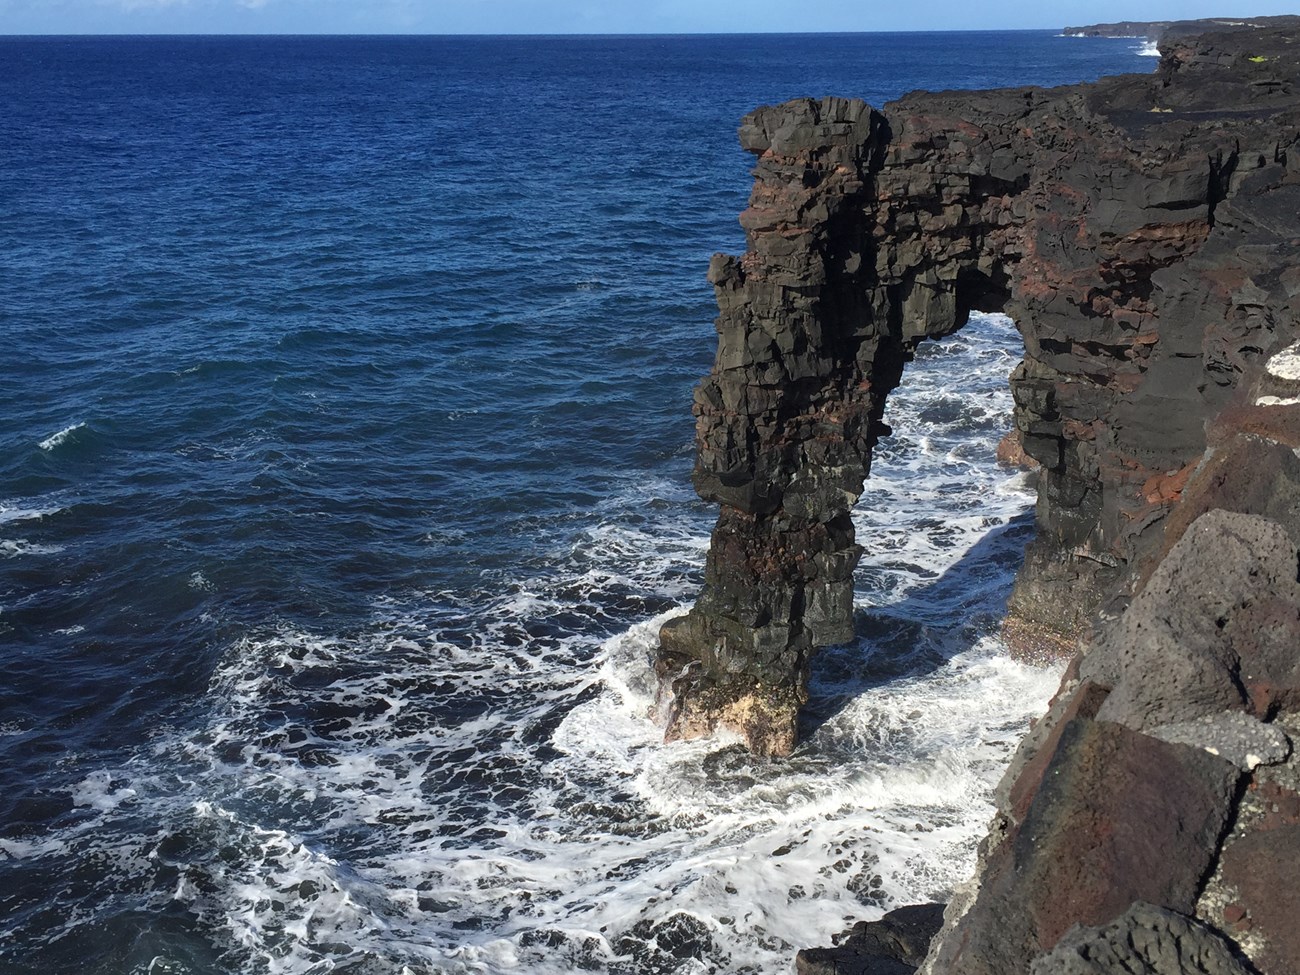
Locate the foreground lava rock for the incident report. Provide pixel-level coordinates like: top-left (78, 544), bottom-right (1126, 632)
top-left (657, 23), bottom-right (1300, 758)
top-left (796, 903), bottom-right (946, 975)
top-left (918, 482), bottom-right (1300, 973)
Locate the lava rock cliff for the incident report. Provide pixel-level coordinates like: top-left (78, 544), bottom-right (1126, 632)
top-left (664, 22), bottom-right (1300, 974)
top-left (658, 23), bottom-right (1300, 760)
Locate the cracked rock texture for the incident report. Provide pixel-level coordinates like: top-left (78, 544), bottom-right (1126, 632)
top-left (1029, 902), bottom-right (1255, 975)
top-left (658, 24), bottom-right (1300, 762)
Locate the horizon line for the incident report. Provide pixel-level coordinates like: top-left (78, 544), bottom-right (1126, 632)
top-left (0, 27), bottom-right (1106, 39)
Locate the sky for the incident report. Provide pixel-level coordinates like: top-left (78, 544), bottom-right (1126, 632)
top-left (1, 0), bottom-right (1297, 35)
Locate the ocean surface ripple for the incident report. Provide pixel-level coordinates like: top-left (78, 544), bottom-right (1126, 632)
top-left (0, 32), bottom-right (1151, 975)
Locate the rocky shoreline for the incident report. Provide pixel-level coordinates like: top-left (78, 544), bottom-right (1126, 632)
top-left (1062, 15), bottom-right (1300, 42)
top-left (660, 18), bottom-right (1300, 975)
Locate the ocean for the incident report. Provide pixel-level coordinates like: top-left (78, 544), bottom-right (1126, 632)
top-left (1, 32), bottom-right (1151, 975)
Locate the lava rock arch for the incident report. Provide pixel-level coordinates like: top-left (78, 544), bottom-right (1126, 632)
top-left (658, 35), bottom-right (1300, 755)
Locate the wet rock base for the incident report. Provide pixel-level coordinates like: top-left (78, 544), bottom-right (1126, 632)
top-left (796, 903), bottom-right (947, 975)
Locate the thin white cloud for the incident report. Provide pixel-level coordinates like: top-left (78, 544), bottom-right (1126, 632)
top-left (97, 0), bottom-right (193, 9)
top-left (92, 0), bottom-right (276, 10)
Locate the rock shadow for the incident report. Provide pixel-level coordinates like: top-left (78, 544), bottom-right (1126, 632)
top-left (799, 508), bottom-right (1037, 739)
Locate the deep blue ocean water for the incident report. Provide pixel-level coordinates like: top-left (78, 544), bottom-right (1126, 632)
top-left (2, 32), bottom-right (1151, 975)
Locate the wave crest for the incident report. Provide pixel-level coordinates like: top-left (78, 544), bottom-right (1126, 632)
top-left (38, 421), bottom-right (86, 451)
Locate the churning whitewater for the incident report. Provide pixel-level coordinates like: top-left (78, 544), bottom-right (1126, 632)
top-left (7, 315), bottom-right (1060, 974)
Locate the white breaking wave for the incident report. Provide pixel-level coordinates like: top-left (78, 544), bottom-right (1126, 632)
top-left (38, 421), bottom-right (86, 451)
top-left (0, 497), bottom-right (66, 558)
top-left (189, 571), bottom-right (216, 592)
top-left (1137, 40), bottom-right (1161, 56)
top-left (1, 539), bottom-right (64, 558)
top-left (70, 769), bottom-right (139, 812)
top-left (0, 501), bottom-right (62, 524)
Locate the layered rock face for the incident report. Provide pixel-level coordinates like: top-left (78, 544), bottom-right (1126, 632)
top-left (658, 24), bottom-right (1300, 757)
top-left (919, 398), bottom-right (1300, 974)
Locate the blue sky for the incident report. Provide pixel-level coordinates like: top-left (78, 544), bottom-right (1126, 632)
top-left (2, 0), bottom-right (1297, 34)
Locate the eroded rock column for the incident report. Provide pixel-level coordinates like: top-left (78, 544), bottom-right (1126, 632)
top-left (657, 98), bottom-right (893, 756)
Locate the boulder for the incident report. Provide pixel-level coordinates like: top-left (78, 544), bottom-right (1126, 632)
top-left (926, 718), bottom-right (1239, 975)
top-left (1029, 902), bottom-right (1255, 975)
top-left (796, 903), bottom-right (947, 975)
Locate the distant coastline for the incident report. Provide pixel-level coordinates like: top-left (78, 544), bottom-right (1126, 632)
top-left (1063, 13), bottom-right (1300, 42)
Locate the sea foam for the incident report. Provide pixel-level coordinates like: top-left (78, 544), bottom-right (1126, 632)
top-left (1, 539), bottom-right (64, 558)
top-left (16, 315), bottom-right (1059, 974)
top-left (0, 501), bottom-right (61, 524)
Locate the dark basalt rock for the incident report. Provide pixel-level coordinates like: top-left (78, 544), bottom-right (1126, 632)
top-left (1219, 826), bottom-right (1300, 975)
top-left (657, 26), bottom-right (1300, 754)
top-left (1028, 902), bottom-right (1257, 975)
top-left (795, 903), bottom-right (947, 975)
top-left (1081, 509), bottom-right (1300, 729)
top-left (613, 912), bottom-right (716, 974)
top-left (1062, 16), bottom-right (1300, 42)
top-left (1061, 20), bottom-right (1173, 39)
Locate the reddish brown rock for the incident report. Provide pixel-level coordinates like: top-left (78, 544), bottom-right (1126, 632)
top-left (1208, 400), bottom-right (1300, 451)
top-left (1149, 431), bottom-right (1300, 578)
top-left (1015, 720), bottom-right (1239, 938)
top-left (1004, 682), bottom-right (1111, 825)
top-left (1000, 615), bottom-right (1080, 666)
top-left (1140, 462), bottom-right (1195, 505)
top-left (1253, 779), bottom-right (1300, 830)
top-left (996, 429), bottom-right (1037, 470)
top-left (1220, 826), bottom-right (1300, 975)
top-left (927, 719), bottom-right (1239, 975)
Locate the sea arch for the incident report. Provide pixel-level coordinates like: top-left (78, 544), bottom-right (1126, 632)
top-left (656, 90), bottom-right (1240, 755)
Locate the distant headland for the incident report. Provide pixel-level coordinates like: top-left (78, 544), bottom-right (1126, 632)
top-left (1062, 13), bottom-right (1300, 41)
